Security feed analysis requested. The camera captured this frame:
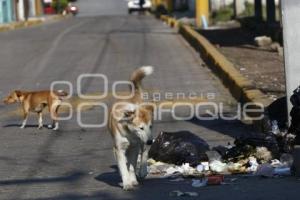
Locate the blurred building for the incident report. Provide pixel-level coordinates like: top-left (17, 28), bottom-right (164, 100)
top-left (211, 0), bottom-right (280, 9)
top-left (0, 0), bottom-right (14, 23)
top-left (152, 0), bottom-right (281, 26)
top-left (0, 0), bottom-right (44, 23)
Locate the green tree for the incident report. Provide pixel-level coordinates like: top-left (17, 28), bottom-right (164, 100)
top-left (52, 0), bottom-right (69, 13)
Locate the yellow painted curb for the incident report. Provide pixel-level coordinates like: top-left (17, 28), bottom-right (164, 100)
top-left (157, 15), bottom-right (272, 112)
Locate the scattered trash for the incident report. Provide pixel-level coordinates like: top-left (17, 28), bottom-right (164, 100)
top-left (224, 133), bottom-right (280, 162)
top-left (273, 167), bottom-right (291, 176)
top-left (184, 192), bottom-right (198, 197)
top-left (147, 158), bottom-right (156, 165)
top-left (147, 161), bottom-right (197, 177)
top-left (209, 160), bottom-right (228, 173)
top-left (254, 147), bottom-right (272, 163)
top-left (207, 175), bottom-right (224, 185)
top-left (254, 36), bottom-right (272, 47)
top-left (192, 178), bottom-right (207, 187)
top-left (147, 160), bottom-right (172, 175)
top-left (191, 176), bottom-right (224, 187)
top-left (147, 126), bottom-right (297, 187)
top-left (169, 190), bottom-right (184, 197)
top-left (271, 159), bottom-right (282, 167)
top-left (271, 120), bottom-right (280, 135)
top-left (169, 190), bottom-right (198, 197)
top-left (255, 164), bottom-right (274, 177)
top-left (230, 178), bottom-right (238, 182)
top-left (201, 162), bottom-right (210, 171)
top-left (195, 162), bottom-right (210, 173)
top-left (227, 162), bottom-right (245, 173)
top-left (149, 131), bottom-right (209, 167)
top-left (247, 156), bottom-right (259, 172)
top-left (264, 97), bottom-right (288, 133)
top-left (196, 164), bottom-right (204, 173)
top-left (145, 90), bottom-right (300, 183)
top-left (181, 163), bottom-right (195, 173)
top-left (166, 166), bottom-right (182, 175)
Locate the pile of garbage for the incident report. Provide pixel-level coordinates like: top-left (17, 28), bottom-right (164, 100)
top-left (146, 86), bottom-right (300, 195)
top-left (147, 131), bottom-right (295, 181)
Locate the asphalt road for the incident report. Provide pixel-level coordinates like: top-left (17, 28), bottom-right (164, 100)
top-left (0, 0), bottom-right (299, 199)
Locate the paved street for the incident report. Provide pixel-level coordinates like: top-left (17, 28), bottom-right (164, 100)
top-left (0, 0), bottom-right (299, 199)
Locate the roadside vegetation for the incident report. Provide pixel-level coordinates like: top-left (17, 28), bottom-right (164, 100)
top-left (51, 0), bottom-right (69, 13)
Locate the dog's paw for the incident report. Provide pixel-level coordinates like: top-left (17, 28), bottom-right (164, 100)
top-left (38, 126), bottom-right (43, 130)
top-left (47, 125), bottom-right (59, 131)
top-left (137, 166), bottom-right (148, 179)
top-left (123, 184), bottom-right (135, 191)
top-left (131, 180), bottom-right (139, 186)
top-left (20, 126), bottom-right (25, 129)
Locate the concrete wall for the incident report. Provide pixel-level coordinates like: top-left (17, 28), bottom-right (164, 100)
top-left (282, 0), bottom-right (300, 120)
top-left (35, 0), bottom-right (43, 16)
top-left (210, 0), bottom-right (280, 11)
top-left (29, 0), bottom-right (36, 17)
top-left (18, 0), bottom-right (25, 21)
top-left (0, 0), bottom-right (13, 23)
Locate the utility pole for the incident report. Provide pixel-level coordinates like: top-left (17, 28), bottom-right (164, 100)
top-left (282, 0), bottom-right (300, 175)
top-left (282, 0), bottom-right (300, 121)
top-left (196, 0), bottom-right (209, 28)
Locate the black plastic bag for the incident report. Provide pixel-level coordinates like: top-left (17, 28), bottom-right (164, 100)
top-left (223, 133), bottom-right (280, 161)
top-left (289, 86), bottom-right (300, 145)
top-left (149, 131), bottom-right (209, 167)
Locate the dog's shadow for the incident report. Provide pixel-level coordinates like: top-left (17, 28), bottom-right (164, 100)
top-left (3, 124), bottom-right (51, 129)
top-left (95, 165), bottom-right (122, 188)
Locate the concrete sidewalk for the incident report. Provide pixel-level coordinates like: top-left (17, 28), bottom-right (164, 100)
top-left (0, 15), bottom-right (68, 32)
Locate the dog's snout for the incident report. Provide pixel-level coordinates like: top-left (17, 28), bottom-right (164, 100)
top-left (146, 140), bottom-right (153, 145)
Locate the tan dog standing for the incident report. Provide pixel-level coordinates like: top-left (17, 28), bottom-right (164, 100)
top-left (3, 90), bottom-right (68, 130)
top-left (108, 66), bottom-right (154, 190)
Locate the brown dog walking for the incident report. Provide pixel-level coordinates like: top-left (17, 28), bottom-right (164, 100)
top-left (3, 90), bottom-right (68, 130)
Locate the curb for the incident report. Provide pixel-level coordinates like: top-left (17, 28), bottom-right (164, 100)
top-left (160, 15), bottom-right (272, 117)
top-left (0, 15), bottom-right (69, 32)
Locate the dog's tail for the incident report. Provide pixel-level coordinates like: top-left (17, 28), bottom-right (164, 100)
top-left (130, 66), bottom-right (153, 97)
top-left (54, 90), bottom-right (69, 97)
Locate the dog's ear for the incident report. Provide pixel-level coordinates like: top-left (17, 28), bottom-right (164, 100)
top-left (14, 90), bottom-right (22, 98)
top-left (143, 104), bottom-right (154, 113)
